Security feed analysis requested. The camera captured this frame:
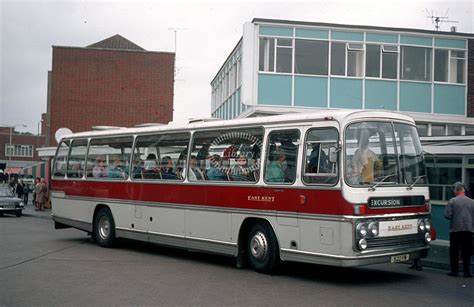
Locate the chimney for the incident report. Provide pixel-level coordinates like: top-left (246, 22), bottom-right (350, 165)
top-left (450, 26), bottom-right (457, 32)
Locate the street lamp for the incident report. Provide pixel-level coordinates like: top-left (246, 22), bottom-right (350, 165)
top-left (0, 123), bottom-right (27, 166)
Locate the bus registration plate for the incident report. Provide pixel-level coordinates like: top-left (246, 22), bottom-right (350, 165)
top-left (391, 254), bottom-right (409, 263)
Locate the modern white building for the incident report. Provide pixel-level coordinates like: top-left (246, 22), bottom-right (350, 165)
top-left (210, 18), bottom-right (474, 241)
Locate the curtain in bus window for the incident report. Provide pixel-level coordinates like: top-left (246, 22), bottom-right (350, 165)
top-left (190, 128), bottom-right (263, 182)
top-left (86, 137), bottom-right (133, 180)
top-left (133, 133), bottom-right (190, 181)
top-left (67, 139), bottom-right (88, 178)
top-left (303, 128), bottom-right (338, 185)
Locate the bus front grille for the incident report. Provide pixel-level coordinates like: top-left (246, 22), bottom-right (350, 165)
top-left (366, 234), bottom-right (426, 250)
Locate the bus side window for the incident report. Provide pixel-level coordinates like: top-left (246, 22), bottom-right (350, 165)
top-left (190, 128), bottom-right (263, 183)
top-left (303, 128), bottom-right (338, 185)
top-left (86, 137), bottom-right (133, 180)
top-left (53, 140), bottom-right (70, 178)
top-left (133, 133), bottom-right (190, 181)
top-left (67, 139), bottom-right (87, 179)
top-left (265, 130), bottom-right (300, 184)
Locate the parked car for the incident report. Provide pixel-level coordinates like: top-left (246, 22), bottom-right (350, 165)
top-left (0, 186), bottom-right (24, 217)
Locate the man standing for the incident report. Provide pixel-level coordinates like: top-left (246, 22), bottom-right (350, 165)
top-left (444, 182), bottom-right (474, 278)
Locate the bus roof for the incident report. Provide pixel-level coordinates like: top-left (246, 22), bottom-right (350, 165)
top-left (60, 110), bottom-right (415, 140)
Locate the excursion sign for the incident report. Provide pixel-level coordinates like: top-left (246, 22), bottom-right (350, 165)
top-left (368, 196), bottom-right (425, 209)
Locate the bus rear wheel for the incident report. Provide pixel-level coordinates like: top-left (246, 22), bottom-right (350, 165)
top-left (94, 208), bottom-right (116, 248)
top-left (247, 221), bottom-right (279, 274)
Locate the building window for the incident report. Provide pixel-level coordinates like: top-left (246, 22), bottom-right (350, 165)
top-left (400, 46), bottom-right (432, 82)
top-left (434, 50), bottom-right (466, 84)
top-left (347, 43), bottom-right (364, 77)
top-left (416, 124), bottom-right (428, 137)
top-left (450, 50), bottom-right (465, 84)
top-left (446, 124), bottom-right (462, 136)
top-left (431, 124), bottom-right (446, 136)
top-left (365, 44), bottom-right (398, 79)
top-left (330, 42), bottom-right (345, 76)
top-left (331, 42), bottom-right (363, 77)
top-left (426, 156), bottom-right (462, 202)
top-left (4, 144), bottom-right (34, 157)
top-left (465, 125), bottom-right (474, 136)
top-left (259, 37), bottom-right (293, 73)
top-left (295, 39), bottom-right (328, 75)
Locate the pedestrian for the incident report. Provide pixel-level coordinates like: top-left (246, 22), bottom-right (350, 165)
top-left (23, 182), bottom-right (29, 205)
top-left (34, 177), bottom-right (47, 211)
top-left (16, 180), bottom-right (24, 200)
top-left (444, 182), bottom-right (474, 278)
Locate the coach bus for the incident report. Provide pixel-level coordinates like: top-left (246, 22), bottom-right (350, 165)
top-left (51, 110), bottom-right (431, 273)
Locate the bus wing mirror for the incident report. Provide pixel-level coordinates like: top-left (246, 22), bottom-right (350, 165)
top-left (329, 147), bottom-right (339, 163)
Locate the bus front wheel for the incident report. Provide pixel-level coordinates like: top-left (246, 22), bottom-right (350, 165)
top-left (94, 208), bottom-right (116, 248)
top-left (247, 221), bottom-right (279, 274)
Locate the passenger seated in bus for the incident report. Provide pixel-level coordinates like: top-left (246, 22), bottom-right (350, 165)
top-left (230, 153), bottom-right (255, 182)
top-left (142, 153), bottom-right (161, 179)
top-left (265, 148), bottom-right (286, 183)
top-left (131, 158), bottom-right (144, 179)
top-left (196, 143), bottom-right (210, 171)
top-left (188, 155), bottom-right (205, 181)
top-left (160, 156), bottom-right (178, 180)
top-left (307, 143), bottom-right (330, 174)
top-left (108, 156), bottom-right (128, 179)
top-left (92, 156), bottom-right (108, 178)
top-left (351, 130), bottom-right (382, 184)
top-left (207, 154), bottom-right (227, 181)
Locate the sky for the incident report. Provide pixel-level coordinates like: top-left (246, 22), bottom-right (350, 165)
top-left (0, 0), bottom-right (472, 134)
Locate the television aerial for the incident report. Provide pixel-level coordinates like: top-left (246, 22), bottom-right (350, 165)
top-left (426, 9), bottom-right (458, 31)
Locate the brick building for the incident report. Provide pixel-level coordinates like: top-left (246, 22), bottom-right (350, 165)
top-left (0, 127), bottom-right (46, 174)
top-left (45, 34), bottom-right (175, 146)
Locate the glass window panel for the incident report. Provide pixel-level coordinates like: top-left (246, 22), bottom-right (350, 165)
top-left (86, 137), bottom-right (133, 180)
top-left (449, 57), bottom-right (465, 84)
top-left (53, 140), bottom-right (70, 177)
top-left (365, 44), bottom-right (380, 78)
top-left (382, 51), bottom-right (398, 79)
top-left (394, 124), bottom-right (427, 184)
top-left (67, 139), bottom-right (88, 178)
top-left (434, 49), bottom-right (448, 82)
top-left (466, 125), bottom-right (474, 136)
top-left (446, 125), bottom-right (462, 136)
top-left (265, 130), bottom-right (300, 184)
top-left (347, 48), bottom-right (363, 77)
top-left (303, 128), bottom-right (338, 185)
top-left (431, 125), bottom-right (446, 136)
top-left (451, 50), bottom-right (465, 58)
top-left (382, 45), bottom-right (398, 53)
top-left (295, 39), bottom-right (329, 75)
top-left (400, 46), bottom-right (432, 81)
top-left (331, 42), bottom-right (345, 76)
top-left (429, 185), bottom-right (443, 201)
top-left (416, 124), bottom-right (428, 137)
top-left (190, 128), bottom-right (263, 182)
top-left (276, 45), bottom-right (292, 73)
top-left (133, 133), bottom-right (190, 180)
top-left (277, 38), bottom-right (292, 47)
top-left (258, 37), bottom-right (275, 72)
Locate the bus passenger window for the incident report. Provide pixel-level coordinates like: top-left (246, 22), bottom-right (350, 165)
top-left (86, 136), bottom-right (133, 180)
top-left (67, 139), bottom-right (88, 179)
top-left (265, 130), bottom-right (300, 184)
top-left (53, 140), bottom-right (70, 178)
top-left (189, 128), bottom-right (264, 183)
top-left (303, 128), bottom-right (338, 185)
top-left (133, 133), bottom-right (190, 181)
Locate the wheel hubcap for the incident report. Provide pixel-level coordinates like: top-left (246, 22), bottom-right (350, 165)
top-left (98, 216), bottom-right (110, 239)
top-left (250, 231), bottom-right (267, 260)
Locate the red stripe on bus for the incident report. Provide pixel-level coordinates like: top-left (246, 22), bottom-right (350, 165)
top-left (51, 180), bottom-right (428, 216)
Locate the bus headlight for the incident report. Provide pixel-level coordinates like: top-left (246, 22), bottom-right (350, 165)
top-left (368, 222), bottom-right (379, 237)
top-left (358, 239), bottom-right (368, 250)
top-left (357, 223), bottom-right (368, 237)
top-left (424, 232), bottom-right (432, 243)
top-left (418, 220), bottom-right (425, 232)
top-left (424, 218), bottom-right (431, 232)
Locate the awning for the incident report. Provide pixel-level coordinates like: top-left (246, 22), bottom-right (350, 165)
top-left (421, 136), bottom-right (474, 155)
top-left (5, 167), bottom-right (22, 174)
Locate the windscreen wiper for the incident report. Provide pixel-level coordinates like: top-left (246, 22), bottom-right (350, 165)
top-left (407, 175), bottom-right (427, 190)
top-left (368, 174), bottom-right (397, 191)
